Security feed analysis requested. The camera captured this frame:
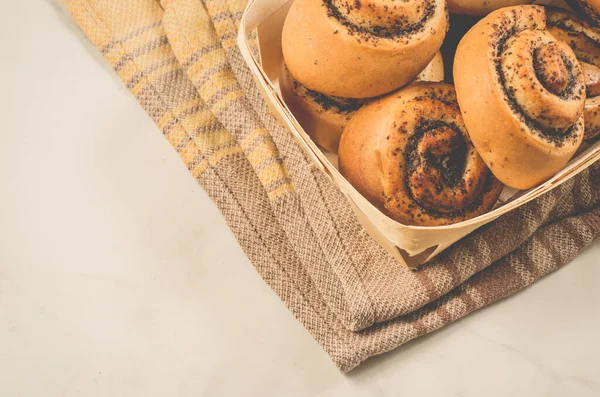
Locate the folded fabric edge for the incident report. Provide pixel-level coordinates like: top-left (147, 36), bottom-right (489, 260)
top-left (333, 208), bottom-right (600, 371)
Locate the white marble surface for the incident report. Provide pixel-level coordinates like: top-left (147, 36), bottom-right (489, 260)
top-left (1, 1), bottom-right (599, 396)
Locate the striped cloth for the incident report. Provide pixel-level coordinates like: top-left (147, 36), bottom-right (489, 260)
top-left (63, 0), bottom-right (600, 372)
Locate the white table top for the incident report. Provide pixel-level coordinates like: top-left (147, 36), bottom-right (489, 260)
top-left (1, 1), bottom-right (599, 396)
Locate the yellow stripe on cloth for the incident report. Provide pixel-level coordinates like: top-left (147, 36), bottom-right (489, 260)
top-left (103, 25), bottom-right (166, 68)
top-left (195, 129), bottom-right (235, 152)
top-left (165, 124), bottom-right (188, 148)
top-left (190, 158), bottom-right (210, 179)
top-left (245, 131), bottom-right (278, 168)
top-left (186, 140), bottom-right (244, 177)
top-left (182, 107), bottom-right (219, 134)
top-left (163, 0), bottom-right (241, 108)
top-left (212, 19), bottom-right (237, 43)
top-left (64, 0), bottom-right (246, 184)
top-left (66, 0), bottom-right (165, 68)
top-left (162, 0), bottom-right (294, 200)
top-left (188, 142), bottom-right (243, 177)
top-left (240, 127), bottom-right (270, 150)
top-left (208, 89), bottom-right (245, 115)
top-left (186, 46), bottom-right (224, 74)
top-left (247, 141), bottom-right (290, 188)
top-left (194, 68), bottom-right (239, 99)
top-left (157, 97), bottom-right (202, 130)
top-left (241, 128), bottom-right (294, 196)
top-left (259, 162), bottom-right (288, 188)
top-left (268, 183), bottom-right (295, 201)
top-left (179, 140), bottom-right (200, 166)
top-left (130, 58), bottom-right (179, 96)
top-left (205, 0), bottom-right (246, 35)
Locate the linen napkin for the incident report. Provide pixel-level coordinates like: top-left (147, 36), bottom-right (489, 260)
top-left (62, 0), bottom-right (600, 372)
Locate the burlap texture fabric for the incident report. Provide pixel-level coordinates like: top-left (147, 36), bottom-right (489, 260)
top-left (63, 0), bottom-right (600, 372)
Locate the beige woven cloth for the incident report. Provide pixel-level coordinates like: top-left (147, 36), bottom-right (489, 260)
top-left (63, 0), bottom-right (600, 372)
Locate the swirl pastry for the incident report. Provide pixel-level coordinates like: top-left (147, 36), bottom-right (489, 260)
top-left (547, 7), bottom-right (600, 141)
top-left (454, 5), bottom-right (586, 190)
top-left (280, 64), bottom-right (367, 153)
top-left (565, 0), bottom-right (600, 27)
top-left (447, 0), bottom-right (533, 16)
top-left (281, 0), bottom-right (448, 98)
top-left (279, 53), bottom-right (444, 152)
top-left (338, 83), bottom-right (504, 226)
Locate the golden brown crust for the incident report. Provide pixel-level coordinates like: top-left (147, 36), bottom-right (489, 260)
top-left (279, 64), bottom-right (367, 152)
top-left (279, 54), bottom-right (444, 152)
top-left (338, 83), bottom-right (504, 226)
top-left (447, 0), bottom-right (533, 16)
top-left (565, 0), bottom-right (600, 27)
top-left (281, 0), bottom-right (448, 98)
top-left (454, 5), bottom-right (585, 190)
top-left (547, 7), bottom-right (600, 141)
